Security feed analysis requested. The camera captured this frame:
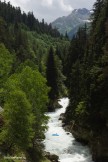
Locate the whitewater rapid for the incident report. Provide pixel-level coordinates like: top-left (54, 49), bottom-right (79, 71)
top-left (43, 98), bottom-right (93, 162)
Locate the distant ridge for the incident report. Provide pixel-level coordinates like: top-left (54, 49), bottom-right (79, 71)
top-left (52, 8), bottom-right (92, 38)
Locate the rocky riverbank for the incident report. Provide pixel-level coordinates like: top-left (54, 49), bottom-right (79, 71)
top-left (60, 113), bottom-right (108, 162)
top-left (44, 152), bottom-right (59, 162)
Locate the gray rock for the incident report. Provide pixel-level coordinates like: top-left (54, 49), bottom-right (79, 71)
top-left (52, 8), bottom-right (91, 38)
top-left (45, 152), bottom-right (59, 162)
top-left (58, 113), bottom-right (65, 120)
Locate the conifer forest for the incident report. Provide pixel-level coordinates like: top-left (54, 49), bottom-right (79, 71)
top-left (0, 0), bottom-right (108, 162)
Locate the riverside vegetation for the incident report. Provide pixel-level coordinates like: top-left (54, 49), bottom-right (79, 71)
top-left (64, 0), bottom-right (108, 162)
top-left (0, 1), bottom-right (68, 162)
top-left (0, 0), bottom-right (108, 162)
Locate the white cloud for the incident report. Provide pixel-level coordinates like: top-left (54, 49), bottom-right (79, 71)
top-left (41, 0), bottom-right (73, 12)
top-left (1, 0), bottom-right (95, 22)
top-left (59, 0), bottom-right (73, 12)
top-left (42, 0), bottom-right (53, 7)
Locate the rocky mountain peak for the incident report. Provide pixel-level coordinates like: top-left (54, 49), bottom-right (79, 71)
top-left (72, 8), bottom-right (90, 15)
top-left (52, 8), bottom-right (91, 38)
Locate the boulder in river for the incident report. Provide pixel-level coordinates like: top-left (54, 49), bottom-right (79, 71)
top-left (58, 113), bottom-right (65, 120)
top-left (45, 152), bottom-right (59, 162)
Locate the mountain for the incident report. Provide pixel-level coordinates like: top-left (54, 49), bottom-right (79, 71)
top-left (52, 8), bottom-right (92, 38)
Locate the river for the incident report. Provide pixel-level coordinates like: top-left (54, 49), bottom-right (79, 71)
top-left (43, 98), bottom-right (93, 162)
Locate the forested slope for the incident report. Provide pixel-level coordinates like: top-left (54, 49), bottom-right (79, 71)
top-left (64, 0), bottom-right (108, 161)
top-left (0, 1), bottom-right (69, 162)
top-left (0, 0), bottom-right (108, 162)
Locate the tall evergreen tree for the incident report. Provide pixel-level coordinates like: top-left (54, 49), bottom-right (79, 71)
top-left (46, 47), bottom-right (58, 101)
top-left (65, 1), bottom-right (108, 161)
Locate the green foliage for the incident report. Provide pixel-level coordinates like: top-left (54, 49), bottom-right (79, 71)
top-left (46, 47), bottom-right (58, 101)
top-left (19, 66), bottom-right (49, 109)
top-left (0, 43), bottom-right (14, 105)
top-left (46, 47), bottom-right (66, 110)
top-left (0, 65), bottom-right (49, 160)
top-left (0, 43), bottom-right (13, 86)
top-left (75, 101), bottom-right (87, 116)
top-left (0, 157), bottom-right (14, 162)
top-left (41, 158), bottom-right (50, 162)
top-left (0, 1), bottom-right (60, 37)
top-left (4, 66), bottom-right (49, 138)
top-left (65, 0), bottom-right (108, 134)
top-left (19, 66), bottom-right (49, 140)
top-left (55, 54), bottom-right (66, 96)
top-left (0, 0), bottom-right (69, 159)
top-left (1, 90), bottom-right (34, 150)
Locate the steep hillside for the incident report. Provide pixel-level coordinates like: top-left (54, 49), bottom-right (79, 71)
top-left (0, 1), bottom-right (69, 162)
top-left (64, 0), bottom-right (108, 161)
top-left (52, 8), bottom-right (92, 38)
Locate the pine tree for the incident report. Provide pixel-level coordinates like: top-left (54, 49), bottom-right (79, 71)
top-left (46, 47), bottom-right (58, 101)
top-left (91, 0), bottom-right (104, 30)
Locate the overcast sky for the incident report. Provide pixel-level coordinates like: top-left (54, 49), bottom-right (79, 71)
top-left (1, 0), bottom-right (96, 23)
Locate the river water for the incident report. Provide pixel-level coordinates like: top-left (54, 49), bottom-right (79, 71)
top-left (43, 98), bottom-right (93, 162)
